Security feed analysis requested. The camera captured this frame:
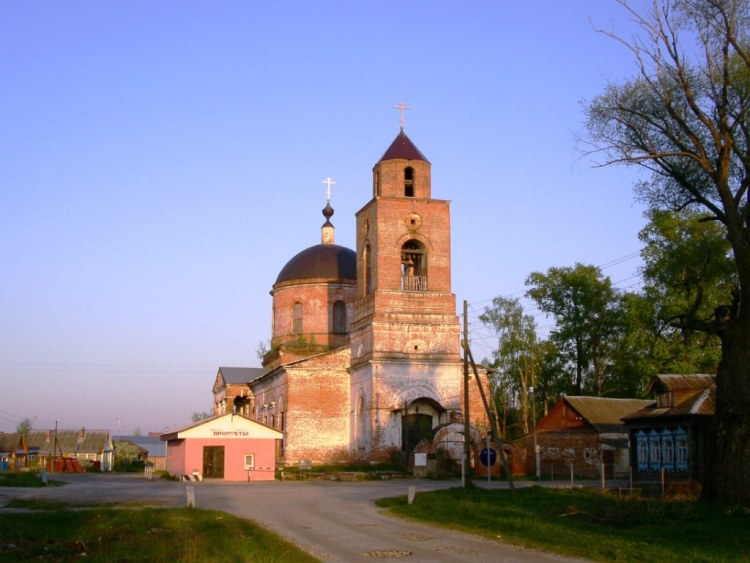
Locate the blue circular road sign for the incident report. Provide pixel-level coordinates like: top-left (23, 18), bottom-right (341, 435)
top-left (480, 447), bottom-right (497, 467)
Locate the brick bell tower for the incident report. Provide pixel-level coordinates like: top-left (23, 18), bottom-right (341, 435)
top-left (349, 118), bottom-right (462, 460)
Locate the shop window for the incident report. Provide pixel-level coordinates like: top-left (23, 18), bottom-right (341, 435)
top-left (244, 453), bottom-right (255, 470)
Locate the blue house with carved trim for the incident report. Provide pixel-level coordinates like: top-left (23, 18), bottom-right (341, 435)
top-left (622, 374), bottom-right (715, 483)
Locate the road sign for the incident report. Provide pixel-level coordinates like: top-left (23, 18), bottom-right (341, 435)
top-left (479, 447), bottom-right (496, 467)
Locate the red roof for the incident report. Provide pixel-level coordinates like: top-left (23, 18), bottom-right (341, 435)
top-left (378, 130), bottom-right (429, 163)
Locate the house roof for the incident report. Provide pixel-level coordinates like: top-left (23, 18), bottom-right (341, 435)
top-left (563, 396), bottom-right (655, 433)
top-left (647, 373), bottom-right (715, 394)
top-left (24, 429), bottom-right (112, 454)
top-left (623, 374), bottom-right (716, 422)
top-left (0, 433), bottom-right (24, 455)
top-left (219, 367), bottom-right (267, 385)
top-left (160, 413), bottom-right (283, 441)
top-left (113, 435), bottom-right (167, 457)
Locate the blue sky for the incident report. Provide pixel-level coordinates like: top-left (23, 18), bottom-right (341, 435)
top-left (1, 1), bottom-right (650, 434)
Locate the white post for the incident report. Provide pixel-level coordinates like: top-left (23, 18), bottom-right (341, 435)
top-left (570, 461), bottom-right (574, 488)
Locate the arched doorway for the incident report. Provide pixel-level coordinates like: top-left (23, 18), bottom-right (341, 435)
top-left (401, 397), bottom-right (445, 455)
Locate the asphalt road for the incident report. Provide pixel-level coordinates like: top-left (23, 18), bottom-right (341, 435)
top-left (0, 473), bottom-right (585, 562)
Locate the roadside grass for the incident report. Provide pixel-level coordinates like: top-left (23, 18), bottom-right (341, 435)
top-left (0, 472), bottom-right (64, 488)
top-left (0, 503), bottom-right (319, 562)
top-left (376, 485), bottom-right (750, 562)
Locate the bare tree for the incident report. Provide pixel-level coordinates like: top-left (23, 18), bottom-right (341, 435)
top-left (586, 0), bottom-right (750, 505)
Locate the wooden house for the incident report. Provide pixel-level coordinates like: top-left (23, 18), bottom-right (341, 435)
top-left (622, 374), bottom-right (715, 483)
top-left (513, 396), bottom-right (654, 479)
top-left (26, 428), bottom-right (114, 472)
top-left (0, 433), bottom-right (26, 471)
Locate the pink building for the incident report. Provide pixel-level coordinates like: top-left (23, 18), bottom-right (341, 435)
top-left (161, 413), bottom-right (282, 481)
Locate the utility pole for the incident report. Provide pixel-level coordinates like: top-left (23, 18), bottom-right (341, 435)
top-left (463, 300), bottom-right (471, 489)
top-left (530, 386), bottom-right (540, 479)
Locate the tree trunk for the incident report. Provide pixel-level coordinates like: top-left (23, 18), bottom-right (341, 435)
top-left (703, 325), bottom-right (750, 507)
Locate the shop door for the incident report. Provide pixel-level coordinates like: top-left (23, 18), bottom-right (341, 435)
top-left (203, 446), bottom-right (225, 479)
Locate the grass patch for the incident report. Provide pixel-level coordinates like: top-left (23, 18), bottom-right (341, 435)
top-left (0, 504), bottom-right (319, 562)
top-left (376, 486), bottom-right (750, 562)
top-left (0, 472), bottom-right (64, 488)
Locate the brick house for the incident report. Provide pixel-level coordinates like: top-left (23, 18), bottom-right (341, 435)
top-left (513, 396), bottom-right (653, 479)
top-left (210, 127), bottom-right (490, 466)
top-left (622, 374), bottom-right (715, 483)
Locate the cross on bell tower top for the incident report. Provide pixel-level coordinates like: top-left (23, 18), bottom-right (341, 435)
top-left (393, 102), bottom-right (410, 131)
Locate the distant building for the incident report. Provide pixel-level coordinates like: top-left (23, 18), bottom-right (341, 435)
top-left (1, 428), bottom-right (113, 472)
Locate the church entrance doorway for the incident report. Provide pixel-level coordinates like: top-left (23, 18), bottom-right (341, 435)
top-left (202, 446), bottom-right (225, 479)
top-left (402, 413), bottom-right (433, 454)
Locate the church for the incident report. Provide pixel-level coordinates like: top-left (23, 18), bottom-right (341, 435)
top-left (212, 122), bottom-right (488, 465)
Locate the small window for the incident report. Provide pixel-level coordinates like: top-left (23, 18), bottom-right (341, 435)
top-left (363, 242), bottom-right (372, 295)
top-left (244, 454), bottom-right (255, 470)
top-left (293, 302), bottom-right (303, 335)
top-left (333, 300), bottom-right (347, 333)
top-left (404, 167), bottom-right (414, 197)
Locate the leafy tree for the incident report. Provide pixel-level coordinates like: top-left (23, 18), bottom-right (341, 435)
top-left (585, 0), bottom-right (750, 504)
top-left (191, 411), bottom-right (213, 422)
top-left (16, 418), bottom-right (33, 437)
top-left (526, 264), bottom-right (622, 396)
top-left (256, 340), bottom-right (270, 361)
top-left (113, 439), bottom-right (143, 471)
top-left (480, 296), bottom-right (541, 436)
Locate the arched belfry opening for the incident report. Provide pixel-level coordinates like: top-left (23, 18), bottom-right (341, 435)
top-left (401, 239), bottom-right (427, 291)
top-left (404, 166), bottom-right (414, 197)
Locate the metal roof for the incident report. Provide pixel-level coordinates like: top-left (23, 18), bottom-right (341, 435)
top-left (25, 429), bottom-right (112, 454)
top-left (647, 373), bottom-right (716, 393)
top-left (113, 435), bottom-right (167, 457)
top-left (219, 367), bottom-right (266, 385)
top-left (563, 396), bottom-right (655, 433)
top-left (378, 130), bottom-right (429, 163)
top-left (623, 376), bottom-right (716, 421)
top-left (274, 244), bottom-right (356, 286)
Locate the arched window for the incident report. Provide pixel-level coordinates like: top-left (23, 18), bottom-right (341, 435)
top-left (404, 167), bottom-right (414, 197)
top-left (401, 239), bottom-right (427, 291)
top-left (292, 302), bottom-right (303, 335)
top-left (333, 300), bottom-right (347, 334)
